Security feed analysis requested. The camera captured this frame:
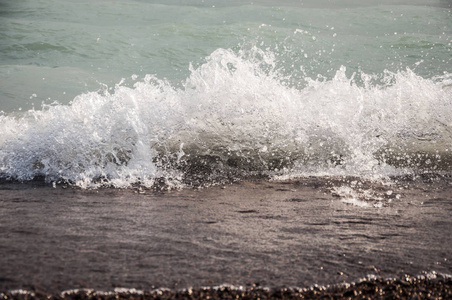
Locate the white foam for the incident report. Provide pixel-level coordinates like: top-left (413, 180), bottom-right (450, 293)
top-left (0, 47), bottom-right (451, 188)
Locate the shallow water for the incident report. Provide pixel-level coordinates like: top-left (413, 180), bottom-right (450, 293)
top-left (0, 176), bottom-right (451, 293)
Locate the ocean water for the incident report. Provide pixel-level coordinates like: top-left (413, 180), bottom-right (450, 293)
top-left (1, 0), bottom-right (451, 188)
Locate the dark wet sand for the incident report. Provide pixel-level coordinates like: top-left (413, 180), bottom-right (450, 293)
top-left (0, 176), bottom-right (451, 298)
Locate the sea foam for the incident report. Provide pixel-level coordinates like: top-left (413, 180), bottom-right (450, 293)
top-left (0, 47), bottom-right (451, 188)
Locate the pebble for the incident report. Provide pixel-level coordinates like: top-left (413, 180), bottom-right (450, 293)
top-left (2, 276), bottom-right (451, 299)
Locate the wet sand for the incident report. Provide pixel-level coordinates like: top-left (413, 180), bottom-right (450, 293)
top-left (0, 176), bottom-right (451, 298)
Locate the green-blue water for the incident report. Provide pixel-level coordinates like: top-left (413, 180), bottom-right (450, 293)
top-left (0, 0), bottom-right (451, 187)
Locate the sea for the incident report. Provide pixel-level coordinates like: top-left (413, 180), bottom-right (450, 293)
top-left (0, 0), bottom-right (451, 296)
top-left (1, 0), bottom-right (451, 188)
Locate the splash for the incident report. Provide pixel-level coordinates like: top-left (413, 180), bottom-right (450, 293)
top-left (0, 47), bottom-right (451, 188)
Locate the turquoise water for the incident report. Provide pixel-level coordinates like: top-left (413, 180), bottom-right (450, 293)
top-left (0, 0), bottom-right (451, 187)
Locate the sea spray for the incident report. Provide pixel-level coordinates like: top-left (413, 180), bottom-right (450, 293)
top-left (0, 47), bottom-right (451, 188)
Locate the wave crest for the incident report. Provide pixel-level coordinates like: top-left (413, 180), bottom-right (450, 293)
top-left (1, 47), bottom-right (451, 188)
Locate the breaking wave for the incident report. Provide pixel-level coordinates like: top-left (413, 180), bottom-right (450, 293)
top-left (1, 47), bottom-right (451, 188)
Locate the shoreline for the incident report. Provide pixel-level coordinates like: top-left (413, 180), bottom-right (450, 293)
top-left (2, 274), bottom-right (452, 299)
top-left (1, 176), bottom-right (451, 297)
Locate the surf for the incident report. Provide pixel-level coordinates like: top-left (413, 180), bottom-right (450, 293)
top-left (0, 47), bottom-right (451, 188)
